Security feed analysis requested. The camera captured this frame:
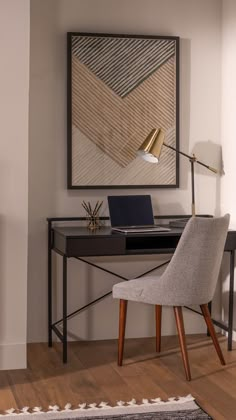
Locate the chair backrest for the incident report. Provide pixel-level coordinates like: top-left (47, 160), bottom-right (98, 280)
top-left (159, 215), bottom-right (230, 306)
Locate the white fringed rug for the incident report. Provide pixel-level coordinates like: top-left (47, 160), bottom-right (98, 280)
top-left (0, 396), bottom-right (212, 419)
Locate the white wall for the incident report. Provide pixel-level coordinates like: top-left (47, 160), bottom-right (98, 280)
top-left (221, 0), bottom-right (236, 225)
top-left (221, 0), bottom-right (236, 338)
top-left (28, 0), bottom-right (222, 343)
top-left (0, 0), bottom-right (30, 368)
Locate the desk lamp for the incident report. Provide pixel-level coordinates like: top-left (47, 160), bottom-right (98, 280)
top-left (137, 128), bottom-right (218, 216)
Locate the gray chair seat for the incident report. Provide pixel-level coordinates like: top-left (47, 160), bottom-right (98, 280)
top-left (113, 276), bottom-right (161, 304)
top-left (113, 273), bottom-right (213, 307)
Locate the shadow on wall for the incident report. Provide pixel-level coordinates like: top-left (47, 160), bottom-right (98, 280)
top-left (156, 202), bottom-right (187, 216)
top-left (0, 215), bottom-right (6, 361)
top-left (27, 0), bottom-right (62, 343)
top-left (192, 141), bottom-right (223, 216)
top-left (179, 38), bottom-right (191, 192)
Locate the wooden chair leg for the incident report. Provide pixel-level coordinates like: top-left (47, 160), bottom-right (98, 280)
top-left (173, 306), bottom-right (191, 381)
top-left (118, 299), bottom-right (127, 366)
top-left (200, 304), bottom-right (226, 365)
top-left (155, 305), bottom-right (162, 352)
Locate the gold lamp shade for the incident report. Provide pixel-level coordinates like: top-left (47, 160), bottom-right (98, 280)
top-left (137, 128), bottom-right (165, 163)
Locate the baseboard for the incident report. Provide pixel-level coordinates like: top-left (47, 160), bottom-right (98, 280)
top-left (221, 329), bottom-right (236, 342)
top-left (0, 342), bottom-right (26, 370)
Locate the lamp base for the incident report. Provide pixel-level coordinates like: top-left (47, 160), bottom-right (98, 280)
top-left (169, 214), bottom-right (213, 228)
top-left (169, 218), bottom-right (191, 228)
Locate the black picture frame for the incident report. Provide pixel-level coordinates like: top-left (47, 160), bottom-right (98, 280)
top-left (67, 32), bottom-right (179, 189)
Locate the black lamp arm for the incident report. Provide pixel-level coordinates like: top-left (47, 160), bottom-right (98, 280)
top-left (163, 143), bottom-right (218, 174)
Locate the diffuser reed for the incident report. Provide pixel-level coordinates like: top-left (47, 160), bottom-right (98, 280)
top-left (82, 200), bottom-right (103, 230)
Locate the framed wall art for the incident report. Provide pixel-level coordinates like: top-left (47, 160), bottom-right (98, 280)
top-left (67, 32), bottom-right (179, 189)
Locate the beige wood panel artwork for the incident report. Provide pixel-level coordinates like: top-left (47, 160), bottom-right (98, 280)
top-left (68, 34), bottom-right (179, 188)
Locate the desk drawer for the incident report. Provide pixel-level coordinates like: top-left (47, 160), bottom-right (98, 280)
top-left (66, 236), bottom-right (125, 257)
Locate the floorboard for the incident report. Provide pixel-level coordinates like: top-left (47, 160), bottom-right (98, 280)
top-left (0, 335), bottom-right (235, 419)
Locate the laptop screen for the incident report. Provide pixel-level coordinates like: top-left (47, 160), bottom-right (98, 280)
top-left (108, 195), bottom-right (154, 227)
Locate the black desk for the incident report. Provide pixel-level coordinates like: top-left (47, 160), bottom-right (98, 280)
top-left (48, 217), bottom-right (236, 363)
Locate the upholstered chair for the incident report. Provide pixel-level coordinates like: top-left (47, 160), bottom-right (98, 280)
top-left (113, 215), bottom-right (230, 381)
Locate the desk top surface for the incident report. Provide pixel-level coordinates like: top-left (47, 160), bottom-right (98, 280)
top-left (51, 225), bottom-right (236, 256)
top-left (53, 225), bottom-right (183, 238)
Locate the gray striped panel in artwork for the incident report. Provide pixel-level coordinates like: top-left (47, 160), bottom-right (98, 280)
top-left (72, 36), bottom-right (176, 98)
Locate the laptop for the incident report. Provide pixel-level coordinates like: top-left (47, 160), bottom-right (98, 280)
top-left (107, 195), bottom-right (170, 233)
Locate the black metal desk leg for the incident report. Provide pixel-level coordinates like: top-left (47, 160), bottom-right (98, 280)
top-left (63, 255), bottom-right (68, 363)
top-left (48, 221), bottom-right (52, 347)
top-left (207, 301), bottom-right (212, 336)
top-left (228, 250), bottom-right (235, 351)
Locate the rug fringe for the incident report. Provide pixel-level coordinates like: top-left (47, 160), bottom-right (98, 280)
top-left (1, 395), bottom-right (194, 416)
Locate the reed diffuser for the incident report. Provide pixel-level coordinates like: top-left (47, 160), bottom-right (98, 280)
top-left (82, 200), bottom-right (103, 230)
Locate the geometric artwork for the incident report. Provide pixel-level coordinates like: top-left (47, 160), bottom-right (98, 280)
top-left (67, 33), bottom-right (179, 189)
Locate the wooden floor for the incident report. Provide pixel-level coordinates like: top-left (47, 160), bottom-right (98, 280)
top-left (0, 335), bottom-right (236, 419)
